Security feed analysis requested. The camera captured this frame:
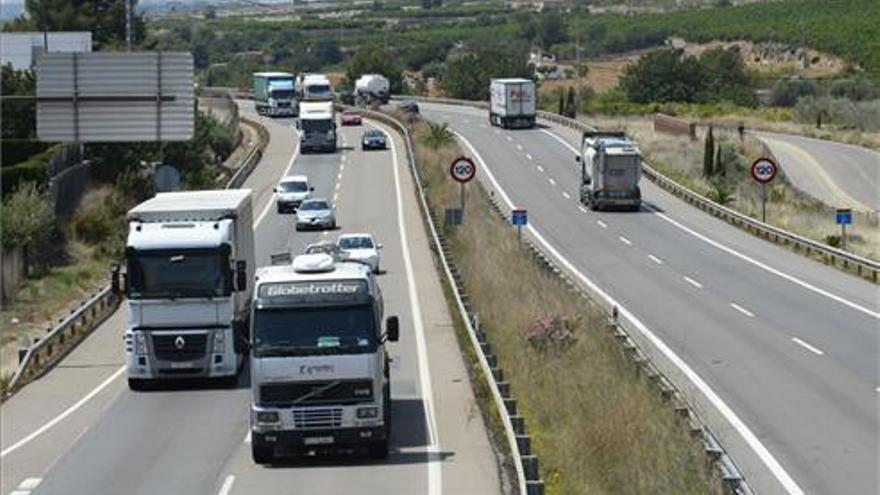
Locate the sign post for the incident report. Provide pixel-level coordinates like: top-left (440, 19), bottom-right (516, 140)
top-left (511, 209), bottom-right (528, 247)
top-left (836, 208), bottom-right (852, 250)
top-left (450, 156), bottom-right (477, 222)
top-left (750, 157), bottom-right (778, 222)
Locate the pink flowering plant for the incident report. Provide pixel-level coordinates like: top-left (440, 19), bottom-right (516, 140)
top-left (525, 315), bottom-right (580, 353)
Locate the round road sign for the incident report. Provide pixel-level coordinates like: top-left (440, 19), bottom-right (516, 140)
top-left (450, 156), bottom-right (477, 183)
top-left (750, 157), bottom-right (778, 184)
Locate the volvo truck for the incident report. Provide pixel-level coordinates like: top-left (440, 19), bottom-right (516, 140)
top-left (489, 78), bottom-right (536, 129)
top-left (298, 100), bottom-right (337, 153)
top-left (249, 253), bottom-right (399, 462)
top-left (119, 190), bottom-right (255, 389)
top-left (253, 72), bottom-right (297, 117)
top-left (575, 131), bottom-right (642, 211)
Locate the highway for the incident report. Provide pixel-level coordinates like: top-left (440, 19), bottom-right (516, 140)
top-left (0, 104), bottom-right (501, 495)
top-left (419, 103), bottom-right (880, 495)
top-left (756, 131), bottom-right (880, 212)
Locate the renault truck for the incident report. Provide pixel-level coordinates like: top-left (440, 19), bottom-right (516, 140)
top-left (253, 72), bottom-right (297, 117)
top-left (249, 252), bottom-right (399, 462)
top-left (119, 190), bottom-right (255, 389)
top-left (575, 131), bottom-right (642, 211)
top-left (489, 78), bottom-right (536, 129)
top-left (298, 100), bottom-right (337, 153)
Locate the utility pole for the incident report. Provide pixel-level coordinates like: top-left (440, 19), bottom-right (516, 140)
top-left (40, 0), bottom-right (49, 54)
top-left (126, 0), bottom-right (132, 51)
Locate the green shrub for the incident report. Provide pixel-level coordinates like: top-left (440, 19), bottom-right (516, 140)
top-left (1, 148), bottom-right (52, 196)
top-left (0, 182), bottom-right (55, 250)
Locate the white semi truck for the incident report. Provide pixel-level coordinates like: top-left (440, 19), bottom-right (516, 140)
top-left (575, 131), bottom-right (642, 211)
top-left (118, 190), bottom-right (255, 389)
top-left (298, 100), bottom-right (337, 153)
top-left (249, 253), bottom-right (399, 462)
top-left (297, 74), bottom-right (334, 101)
top-left (354, 74), bottom-right (390, 105)
top-left (253, 72), bottom-right (297, 117)
top-left (489, 78), bottom-right (536, 129)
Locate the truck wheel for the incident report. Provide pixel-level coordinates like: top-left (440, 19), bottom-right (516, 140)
top-left (367, 440), bottom-right (388, 459)
top-left (277, 204), bottom-right (284, 214)
top-left (128, 378), bottom-right (147, 391)
top-left (252, 441), bottom-right (274, 464)
top-left (588, 195), bottom-right (599, 211)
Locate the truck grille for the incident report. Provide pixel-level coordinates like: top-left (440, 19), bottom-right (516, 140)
top-left (260, 380), bottom-right (373, 406)
top-left (152, 333), bottom-right (207, 362)
top-left (293, 407), bottom-right (343, 428)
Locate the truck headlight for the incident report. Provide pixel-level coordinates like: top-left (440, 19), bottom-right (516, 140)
top-left (356, 406), bottom-right (379, 419)
top-left (214, 329), bottom-right (225, 353)
top-left (256, 411), bottom-right (280, 424)
top-left (134, 332), bottom-right (146, 355)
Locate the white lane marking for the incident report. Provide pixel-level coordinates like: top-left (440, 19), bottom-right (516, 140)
top-left (648, 254), bottom-right (664, 265)
top-left (379, 123), bottom-right (443, 495)
top-left (256, 133), bottom-right (301, 225)
top-left (1, 366), bottom-right (125, 458)
top-left (619, 236), bottom-right (632, 246)
top-left (10, 491), bottom-right (30, 495)
top-left (541, 127), bottom-right (878, 321)
top-left (335, 182), bottom-right (341, 191)
top-left (244, 432), bottom-right (251, 443)
top-left (516, 144), bottom-right (523, 151)
top-left (548, 178), bottom-right (556, 186)
top-left (684, 276), bottom-right (703, 289)
top-left (875, 387), bottom-right (880, 393)
top-left (453, 130), bottom-right (806, 495)
top-left (562, 191), bottom-right (571, 200)
top-left (578, 206), bottom-right (587, 213)
top-left (537, 165), bottom-right (545, 173)
top-left (730, 303), bottom-right (756, 318)
top-left (333, 192), bottom-right (339, 202)
top-left (505, 135), bottom-right (513, 142)
top-left (525, 153), bottom-right (533, 160)
top-left (596, 220), bottom-right (608, 228)
top-left (218, 475), bottom-right (235, 495)
top-left (17, 478), bottom-right (42, 490)
top-left (791, 337), bottom-right (824, 356)
top-left (341, 155), bottom-right (346, 162)
top-left (337, 172), bottom-right (343, 181)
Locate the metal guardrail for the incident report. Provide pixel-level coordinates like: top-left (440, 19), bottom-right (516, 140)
top-left (398, 95), bottom-right (879, 283)
top-left (226, 116), bottom-right (269, 189)
top-left (360, 108), bottom-right (532, 495)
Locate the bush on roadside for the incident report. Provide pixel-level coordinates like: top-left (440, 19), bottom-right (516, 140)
top-left (0, 182), bottom-right (55, 251)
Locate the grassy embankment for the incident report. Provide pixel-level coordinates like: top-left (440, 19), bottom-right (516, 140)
top-left (406, 118), bottom-right (719, 494)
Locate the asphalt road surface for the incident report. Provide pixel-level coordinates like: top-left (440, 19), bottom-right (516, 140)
top-left (0, 104), bottom-right (501, 495)
top-left (419, 102), bottom-right (879, 495)
top-left (756, 132), bottom-right (880, 212)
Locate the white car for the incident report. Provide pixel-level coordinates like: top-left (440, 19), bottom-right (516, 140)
top-left (275, 175), bottom-right (313, 213)
top-left (337, 233), bottom-right (382, 273)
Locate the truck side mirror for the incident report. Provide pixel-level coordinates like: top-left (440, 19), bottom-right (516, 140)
top-left (235, 261), bottom-right (248, 291)
top-left (111, 263), bottom-right (122, 295)
top-left (575, 156), bottom-right (582, 163)
top-left (309, 186), bottom-right (315, 191)
top-left (385, 316), bottom-right (399, 342)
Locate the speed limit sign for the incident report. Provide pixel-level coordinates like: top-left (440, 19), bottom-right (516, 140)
top-left (750, 157), bottom-right (778, 184)
top-left (450, 156), bottom-right (477, 183)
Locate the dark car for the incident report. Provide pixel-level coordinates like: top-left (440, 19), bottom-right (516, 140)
top-left (398, 100), bottom-right (420, 115)
top-left (361, 129), bottom-right (387, 150)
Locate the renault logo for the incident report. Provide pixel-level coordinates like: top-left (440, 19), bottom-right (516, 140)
top-left (174, 336), bottom-right (186, 349)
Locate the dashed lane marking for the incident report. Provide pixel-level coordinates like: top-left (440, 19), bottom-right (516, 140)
top-left (648, 254), bottom-right (664, 265)
top-left (791, 337), bottom-right (824, 356)
top-left (619, 236), bottom-right (632, 246)
top-left (684, 276), bottom-right (703, 289)
top-left (730, 303), bottom-right (756, 318)
top-left (596, 220), bottom-right (608, 228)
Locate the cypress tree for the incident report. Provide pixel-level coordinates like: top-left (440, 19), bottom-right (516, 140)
top-left (703, 126), bottom-right (715, 177)
top-left (558, 91), bottom-right (565, 116)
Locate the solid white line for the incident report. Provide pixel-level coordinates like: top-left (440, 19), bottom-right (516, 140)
top-left (1, 366), bottom-right (125, 458)
top-left (648, 254), bottom-right (664, 265)
top-left (562, 191), bottom-right (571, 200)
top-left (548, 178), bottom-right (556, 186)
top-left (454, 130), bottom-right (805, 495)
top-left (730, 303), bottom-right (756, 318)
top-left (541, 127), bottom-right (878, 321)
top-left (218, 475), bottom-right (235, 495)
top-left (525, 153), bottom-right (533, 160)
top-left (256, 132), bottom-right (301, 226)
top-left (536, 165), bottom-right (545, 173)
top-left (596, 220), bottom-right (608, 228)
top-left (578, 206), bottom-right (587, 213)
top-left (684, 276), bottom-right (703, 289)
top-left (244, 432), bottom-right (251, 443)
top-left (380, 124), bottom-right (442, 495)
top-left (17, 478), bottom-right (42, 490)
top-left (791, 337), bottom-right (824, 356)
top-left (619, 236), bottom-right (632, 246)
top-left (9, 491), bottom-right (30, 495)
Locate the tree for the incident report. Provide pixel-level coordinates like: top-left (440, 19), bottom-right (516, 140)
top-left (343, 46), bottom-right (403, 93)
top-left (703, 126), bottom-right (715, 177)
top-left (0, 182), bottom-right (55, 253)
top-left (1, 65), bottom-right (36, 140)
top-left (620, 49), bottom-right (704, 104)
top-left (698, 47), bottom-right (755, 106)
top-left (517, 10), bottom-right (568, 49)
top-left (14, 0), bottom-right (146, 49)
top-left (558, 91), bottom-right (565, 116)
top-left (771, 77), bottom-right (817, 107)
top-left (441, 47), bottom-right (531, 100)
top-left (565, 87), bottom-right (576, 118)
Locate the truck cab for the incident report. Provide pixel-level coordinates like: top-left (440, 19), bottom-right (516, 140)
top-left (253, 72), bottom-right (297, 117)
top-left (576, 131), bottom-right (642, 211)
top-left (250, 253), bottom-right (399, 463)
top-left (298, 101), bottom-right (337, 153)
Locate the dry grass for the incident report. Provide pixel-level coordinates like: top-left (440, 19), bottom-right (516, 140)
top-left (410, 120), bottom-right (719, 494)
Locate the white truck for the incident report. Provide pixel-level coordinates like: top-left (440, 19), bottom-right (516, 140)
top-left (489, 78), bottom-right (536, 129)
top-left (298, 100), bottom-right (337, 153)
top-left (298, 73), bottom-right (334, 101)
top-left (354, 74), bottom-right (390, 105)
top-left (575, 131), bottom-right (642, 211)
top-left (253, 72), bottom-right (297, 117)
top-left (249, 253), bottom-right (399, 463)
top-left (118, 190), bottom-right (255, 389)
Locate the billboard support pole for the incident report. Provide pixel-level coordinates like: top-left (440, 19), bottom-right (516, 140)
top-left (73, 53), bottom-right (80, 143)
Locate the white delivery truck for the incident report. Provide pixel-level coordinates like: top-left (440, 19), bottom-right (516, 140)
top-left (489, 78), bottom-right (536, 129)
top-left (298, 100), bottom-right (337, 153)
top-left (298, 74), bottom-right (334, 101)
top-left (354, 74), bottom-right (390, 105)
top-left (249, 253), bottom-right (399, 462)
top-left (253, 72), bottom-right (297, 117)
top-left (575, 131), bottom-right (642, 211)
top-left (118, 190), bottom-right (255, 389)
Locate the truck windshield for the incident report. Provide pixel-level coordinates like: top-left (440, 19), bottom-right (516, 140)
top-left (305, 85), bottom-right (331, 98)
top-left (127, 249), bottom-right (230, 299)
top-left (270, 89), bottom-right (294, 100)
top-left (253, 305), bottom-right (377, 357)
top-left (279, 181), bottom-right (308, 192)
top-left (301, 119), bottom-right (334, 133)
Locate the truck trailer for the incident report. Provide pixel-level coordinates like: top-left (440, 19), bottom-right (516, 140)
top-left (489, 78), bottom-right (536, 129)
top-left (298, 100), bottom-right (337, 153)
top-left (119, 190), bottom-right (255, 389)
top-left (576, 131), bottom-right (642, 211)
top-left (354, 74), bottom-right (390, 105)
top-left (253, 72), bottom-right (297, 117)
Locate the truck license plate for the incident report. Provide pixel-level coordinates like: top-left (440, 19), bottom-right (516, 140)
top-left (304, 436), bottom-right (334, 446)
top-left (170, 362), bottom-right (194, 369)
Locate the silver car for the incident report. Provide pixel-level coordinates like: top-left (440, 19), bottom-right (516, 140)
top-left (295, 198), bottom-right (336, 231)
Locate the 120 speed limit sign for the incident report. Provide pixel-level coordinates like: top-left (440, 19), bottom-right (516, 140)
top-left (450, 156), bottom-right (477, 183)
top-left (750, 157), bottom-right (778, 184)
